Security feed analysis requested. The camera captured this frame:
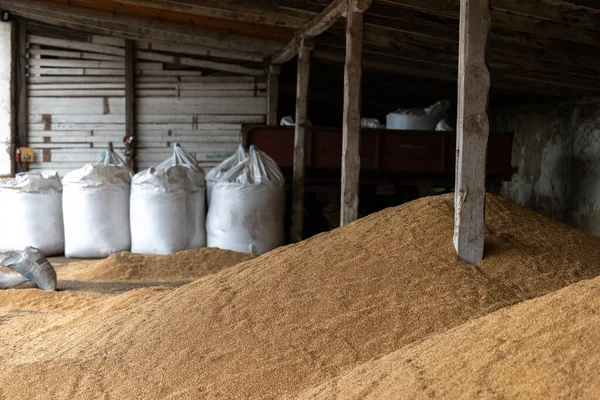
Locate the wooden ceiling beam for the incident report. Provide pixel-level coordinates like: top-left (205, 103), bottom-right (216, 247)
top-left (24, 0), bottom-right (294, 43)
top-left (539, 0), bottom-right (600, 12)
top-left (377, 0), bottom-right (600, 30)
top-left (315, 41), bottom-right (600, 94)
top-left (348, 25), bottom-right (600, 77)
top-left (358, 11), bottom-right (600, 72)
top-left (372, 1), bottom-right (600, 46)
top-left (321, 32), bottom-right (600, 84)
top-left (312, 47), bottom-right (573, 97)
top-left (272, 0), bottom-right (352, 64)
top-left (0, 0), bottom-right (283, 55)
top-left (112, 0), bottom-right (310, 28)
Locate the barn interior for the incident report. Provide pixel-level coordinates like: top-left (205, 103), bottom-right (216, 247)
top-left (0, 1), bottom-right (599, 398)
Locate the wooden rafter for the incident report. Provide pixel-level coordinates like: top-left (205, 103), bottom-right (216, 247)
top-left (370, 1), bottom-right (600, 47)
top-left (272, 0), bottom-right (352, 64)
top-left (312, 48), bottom-right (573, 98)
top-left (0, 0), bottom-right (283, 55)
top-left (318, 30), bottom-right (600, 91)
top-left (25, 0), bottom-right (295, 43)
top-left (113, 0), bottom-right (311, 29)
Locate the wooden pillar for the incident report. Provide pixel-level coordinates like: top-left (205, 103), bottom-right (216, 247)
top-left (124, 39), bottom-right (136, 171)
top-left (16, 18), bottom-right (27, 174)
top-left (454, 0), bottom-right (492, 264)
top-left (340, 6), bottom-right (365, 226)
top-left (290, 38), bottom-right (313, 243)
top-left (8, 19), bottom-right (16, 176)
top-left (267, 64), bottom-right (281, 125)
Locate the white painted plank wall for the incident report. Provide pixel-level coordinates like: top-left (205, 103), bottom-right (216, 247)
top-left (134, 44), bottom-right (267, 171)
top-left (27, 34), bottom-right (126, 176)
top-left (26, 34), bottom-right (268, 175)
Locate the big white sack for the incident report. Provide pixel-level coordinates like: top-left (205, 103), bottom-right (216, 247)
top-left (386, 100), bottom-right (450, 130)
top-left (207, 146), bottom-right (285, 255)
top-left (130, 143), bottom-right (206, 255)
top-left (205, 144), bottom-right (247, 205)
top-left (62, 150), bottom-right (131, 258)
top-left (0, 171), bottom-right (64, 256)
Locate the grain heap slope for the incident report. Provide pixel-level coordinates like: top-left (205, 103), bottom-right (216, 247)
top-left (58, 248), bottom-right (256, 282)
top-left (297, 275), bottom-right (600, 399)
top-left (1, 194), bottom-right (600, 399)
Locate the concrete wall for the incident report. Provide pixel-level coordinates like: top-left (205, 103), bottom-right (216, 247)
top-left (0, 21), bottom-right (12, 176)
top-left (493, 101), bottom-right (600, 236)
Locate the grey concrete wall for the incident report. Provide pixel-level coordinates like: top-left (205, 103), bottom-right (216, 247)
top-left (492, 102), bottom-right (600, 236)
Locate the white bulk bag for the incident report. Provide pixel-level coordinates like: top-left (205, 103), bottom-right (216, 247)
top-left (0, 171), bottom-right (64, 256)
top-left (205, 144), bottom-right (247, 205)
top-left (130, 143), bottom-right (206, 255)
top-left (62, 150), bottom-right (131, 258)
top-left (207, 146), bottom-right (285, 255)
top-left (386, 100), bottom-right (450, 130)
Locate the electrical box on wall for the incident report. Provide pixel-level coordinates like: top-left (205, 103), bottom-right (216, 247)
top-left (17, 147), bottom-right (34, 162)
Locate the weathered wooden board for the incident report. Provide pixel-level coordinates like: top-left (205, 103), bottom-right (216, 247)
top-left (28, 59), bottom-right (124, 69)
top-left (291, 39), bottom-right (313, 243)
top-left (88, 35), bottom-right (125, 48)
top-left (28, 35), bottom-right (125, 56)
top-left (29, 123), bottom-right (125, 131)
top-left (28, 67), bottom-right (125, 76)
top-left (28, 48), bottom-right (124, 62)
top-left (29, 89), bottom-right (126, 97)
top-left (136, 40), bottom-right (264, 62)
top-left (267, 64), bottom-right (281, 125)
top-left (28, 76), bottom-right (126, 84)
top-left (454, 0), bottom-right (492, 264)
top-left (341, 9), bottom-right (365, 226)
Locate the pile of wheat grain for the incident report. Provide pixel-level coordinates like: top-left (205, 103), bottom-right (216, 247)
top-left (1, 194), bottom-right (599, 399)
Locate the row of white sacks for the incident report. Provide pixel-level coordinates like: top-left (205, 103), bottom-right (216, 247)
top-left (0, 144), bottom-right (285, 258)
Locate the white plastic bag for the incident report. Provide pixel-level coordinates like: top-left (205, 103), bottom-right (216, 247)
top-left (280, 116), bottom-right (312, 127)
top-left (361, 118), bottom-right (384, 129)
top-left (280, 116), bottom-right (295, 126)
top-left (207, 146), bottom-right (285, 255)
top-left (436, 119), bottom-right (453, 131)
top-left (386, 100), bottom-right (450, 130)
top-left (0, 171), bottom-right (64, 256)
top-left (0, 247), bottom-right (57, 290)
top-left (205, 144), bottom-right (247, 205)
top-left (130, 143), bottom-right (206, 255)
top-left (62, 149), bottom-right (131, 258)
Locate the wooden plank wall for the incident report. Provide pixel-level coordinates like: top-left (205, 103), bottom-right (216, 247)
top-left (26, 32), bottom-right (267, 175)
top-left (27, 34), bottom-right (126, 176)
top-left (134, 40), bottom-right (267, 172)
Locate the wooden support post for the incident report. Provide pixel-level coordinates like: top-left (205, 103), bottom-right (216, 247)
top-left (454, 0), bottom-right (492, 264)
top-left (8, 19), bottom-right (16, 177)
top-left (340, 3), bottom-right (367, 226)
top-left (290, 38), bottom-right (313, 243)
top-left (267, 64), bottom-right (280, 125)
top-left (124, 39), bottom-right (136, 171)
top-left (16, 18), bottom-right (27, 174)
